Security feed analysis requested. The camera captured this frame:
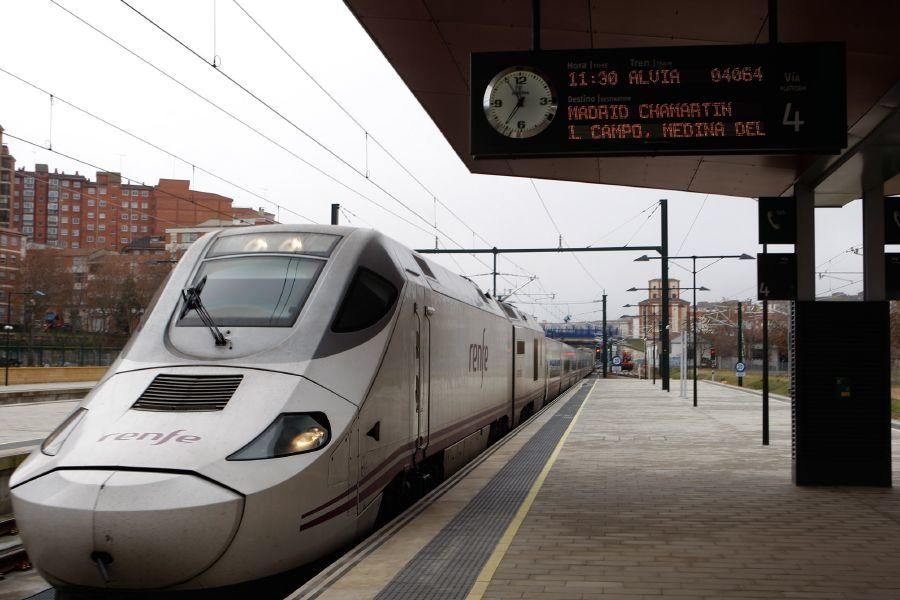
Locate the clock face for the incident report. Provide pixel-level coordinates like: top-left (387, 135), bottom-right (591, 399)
top-left (483, 67), bottom-right (557, 139)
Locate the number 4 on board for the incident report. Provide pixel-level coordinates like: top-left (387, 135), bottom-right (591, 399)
top-left (783, 103), bottom-right (805, 132)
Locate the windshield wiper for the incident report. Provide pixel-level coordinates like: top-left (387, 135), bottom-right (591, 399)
top-left (180, 275), bottom-right (228, 346)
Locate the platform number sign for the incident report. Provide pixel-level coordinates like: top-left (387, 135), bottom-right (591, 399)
top-left (757, 253), bottom-right (797, 300)
top-left (782, 103), bottom-right (805, 133)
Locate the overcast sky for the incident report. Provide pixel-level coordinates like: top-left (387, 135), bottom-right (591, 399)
top-left (0, 1), bottom-right (866, 322)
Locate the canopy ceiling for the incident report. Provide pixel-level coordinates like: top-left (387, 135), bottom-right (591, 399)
top-left (346, 0), bottom-right (900, 203)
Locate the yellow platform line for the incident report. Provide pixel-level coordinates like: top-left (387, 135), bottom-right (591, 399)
top-left (465, 381), bottom-right (595, 600)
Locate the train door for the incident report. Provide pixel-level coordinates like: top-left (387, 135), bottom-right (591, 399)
top-left (414, 287), bottom-right (432, 453)
top-left (511, 325), bottom-right (518, 425)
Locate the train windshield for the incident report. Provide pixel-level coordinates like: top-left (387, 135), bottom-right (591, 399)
top-left (178, 256), bottom-right (324, 327)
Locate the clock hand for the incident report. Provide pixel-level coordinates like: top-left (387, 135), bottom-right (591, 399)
top-left (505, 95), bottom-right (525, 124)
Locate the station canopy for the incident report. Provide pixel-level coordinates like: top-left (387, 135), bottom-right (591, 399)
top-left (345, 0), bottom-right (900, 206)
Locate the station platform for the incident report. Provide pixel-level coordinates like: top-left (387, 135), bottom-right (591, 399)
top-left (0, 382), bottom-right (95, 408)
top-left (290, 377), bottom-right (900, 600)
top-left (0, 400), bottom-right (80, 459)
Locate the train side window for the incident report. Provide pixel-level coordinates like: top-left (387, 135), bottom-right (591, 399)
top-left (332, 267), bottom-right (398, 333)
top-left (413, 255), bottom-right (435, 279)
top-left (533, 339), bottom-right (538, 381)
top-left (516, 340), bottom-right (525, 354)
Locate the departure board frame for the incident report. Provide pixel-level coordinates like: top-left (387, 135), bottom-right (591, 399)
top-left (470, 42), bottom-right (846, 159)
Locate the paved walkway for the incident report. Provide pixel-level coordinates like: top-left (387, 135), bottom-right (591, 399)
top-left (0, 381), bottom-right (94, 407)
top-left (0, 400), bottom-right (78, 457)
top-left (299, 377), bottom-right (900, 600)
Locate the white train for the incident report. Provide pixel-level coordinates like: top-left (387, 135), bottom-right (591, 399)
top-left (10, 225), bottom-right (592, 591)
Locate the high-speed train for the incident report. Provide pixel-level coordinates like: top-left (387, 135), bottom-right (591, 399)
top-left (10, 225), bottom-right (592, 591)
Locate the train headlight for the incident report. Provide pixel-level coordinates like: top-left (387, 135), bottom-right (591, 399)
top-left (227, 413), bottom-right (331, 461)
top-left (41, 408), bottom-right (87, 456)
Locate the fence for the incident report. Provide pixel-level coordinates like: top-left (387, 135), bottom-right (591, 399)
top-left (1, 344), bottom-right (124, 367)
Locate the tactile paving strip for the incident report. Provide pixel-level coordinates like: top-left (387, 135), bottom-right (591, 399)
top-left (374, 383), bottom-right (591, 600)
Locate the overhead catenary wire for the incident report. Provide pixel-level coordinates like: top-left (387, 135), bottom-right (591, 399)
top-left (0, 66), bottom-right (317, 225)
top-left (622, 202), bottom-right (659, 247)
top-left (587, 199), bottom-right (659, 247)
top-left (45, 1), bottom-right (565, 317)
top-left (675, 193), bottom-right (709, 255)
top-left (121, 0), bottom-right (549, 295)
top-left (118, 0), bottom-right (450, 240)
top-left (530, 179), bottom-right (608, 294)
top-left (49, 0), bottom-right (443, 240)
top-left (5, 131), bottom-right (271, 229)
top-left (52, 1), bottom-right (531, 298)
top-left (230, 0), bottom-right (520, 271)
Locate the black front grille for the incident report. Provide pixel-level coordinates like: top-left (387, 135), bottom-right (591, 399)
top-left (132, 374), bottom-right (243, 412)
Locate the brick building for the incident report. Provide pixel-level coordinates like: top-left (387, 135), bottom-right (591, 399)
top-left (0, 228), bottom-right (28, 322)
top-left (637, 278), bottom-right (691, 339)
top-left (0, 125), bottom-right (13, 227)
top-left (0, 128), bottom-right (27, 321)
top-left (9, 164), bottom-right (273, 251)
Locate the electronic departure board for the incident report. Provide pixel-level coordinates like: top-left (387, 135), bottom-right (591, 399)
top-left (470, 43), bottom-right (846, 158)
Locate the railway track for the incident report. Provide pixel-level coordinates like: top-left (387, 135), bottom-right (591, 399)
top-left (0, 517), bottom-right (31, 577)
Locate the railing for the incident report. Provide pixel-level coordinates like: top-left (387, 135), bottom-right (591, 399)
top-left (1, 344), bottom-right (123, 367)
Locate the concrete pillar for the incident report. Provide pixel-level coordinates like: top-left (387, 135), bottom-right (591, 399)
top-left (795, 184), bottom-right (816, 301)
top-left (862, 149), bottom-right (886, 301)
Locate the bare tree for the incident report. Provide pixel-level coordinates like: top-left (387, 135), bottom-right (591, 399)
top-left (19, 249), bottom-right (75, 330)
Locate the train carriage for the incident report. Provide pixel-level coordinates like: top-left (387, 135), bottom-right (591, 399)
top-left (10, 225), bottom-right (592, 591)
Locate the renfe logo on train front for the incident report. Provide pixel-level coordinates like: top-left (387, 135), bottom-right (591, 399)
top-left (97, 429), bottom-right (201, 445)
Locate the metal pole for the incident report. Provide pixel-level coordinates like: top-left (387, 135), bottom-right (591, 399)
top-left (737, 301), bottom-right (743, 387)
top-left (763, 244), bottom-right (770, 445)
top-left (660, 199), bottom-right (670, 391)
top-left (692, 256), bottom-right (698, 407)
top-left (330, 203), bottom-right (340, 225)
top-left (4, 329), bottom-right (9, 386)
top-left (680, 315), bottom-right (687, 397)
top-left (651, 313), bottom-right (656, 385)
top-left (602, 293), bottom-right (608, 379)
top-left (492, 247), bottom-right (498, 297)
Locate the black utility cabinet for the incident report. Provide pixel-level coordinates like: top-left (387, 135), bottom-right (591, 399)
top-left (792, 301), bottom-right (892, 486)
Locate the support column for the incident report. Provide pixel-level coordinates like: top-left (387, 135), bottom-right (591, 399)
top-left (795, 184), bottom-right (815, 300)
top-left (862, 149), bottom-right (886, 301)
top-left (660, 199), bottom-right (670, 391)
top-left (601, 293), bottom-right (608, 379)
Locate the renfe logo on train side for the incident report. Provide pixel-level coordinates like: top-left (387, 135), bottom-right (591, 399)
top-left (469, 343), bottom-right (488, 372)
top-left (97, 429), bottom-right (201, 445)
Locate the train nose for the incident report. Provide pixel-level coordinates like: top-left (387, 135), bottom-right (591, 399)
top-left (11, 469), bottom-right (243, 589)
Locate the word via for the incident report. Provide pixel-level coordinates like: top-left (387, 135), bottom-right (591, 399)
top-left (97, 429), bottom-right (201, 445)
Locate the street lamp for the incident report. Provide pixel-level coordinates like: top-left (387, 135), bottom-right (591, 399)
top-left (627, 284), bottom-right (709, 396)
top-left (4, 324), bottom-right (13, 386)
top-left (634, 253), bottom-right (754, 407)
